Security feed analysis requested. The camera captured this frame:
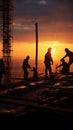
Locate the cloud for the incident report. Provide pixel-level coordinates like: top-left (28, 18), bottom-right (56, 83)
top-left (14, 0), bottom-right (58, 22)
top-left (36, 0), bottom-right (47, 5)
top-left (14, 0), bottom-right (73, 22)
top-left (13, 0), bottom-right (73, 44)
top-left (13, 22), bottom-right (32, 30)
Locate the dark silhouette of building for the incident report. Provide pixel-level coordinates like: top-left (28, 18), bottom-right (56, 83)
top-left (60, 48), bottom-right (73, 72)
top-left (22, 56), bottom-right (31, 80)
top-left (44, 48), bottom-right (53, 79)
top-left (56, 59), bottom-right (69, 74)
top-left (1, 0), bottom-right (13, 85)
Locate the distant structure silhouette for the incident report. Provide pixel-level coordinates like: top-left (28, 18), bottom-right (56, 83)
top-left (22, 56), bottom-right (31, 80)
top-left (1, 0), bottom-right (13, 84)
top-left (44, 48), bottom-right (53, 79)
top-left (0, 58), bottom-right (5, 86)
top-left (60, 48), bottom-right (73, 72)
top-left (56, 59), bottom-right (69, 74)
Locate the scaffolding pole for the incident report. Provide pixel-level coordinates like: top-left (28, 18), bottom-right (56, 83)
top-left (35, 22), bottom-right (38, 75)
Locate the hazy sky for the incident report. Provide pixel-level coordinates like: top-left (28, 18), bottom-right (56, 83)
top-left (0, 0), bottom-right (73, 63)
top-left (13, 0), bottom-right (73, 44)
top-left (0, 0), bottom-right (73, 72)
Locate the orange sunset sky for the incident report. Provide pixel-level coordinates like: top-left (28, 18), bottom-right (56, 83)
top-left (0, 0), bottom-right (73, 72)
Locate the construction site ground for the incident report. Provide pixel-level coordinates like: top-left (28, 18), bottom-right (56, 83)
top-left (0, 73), bottom-right (73, 128)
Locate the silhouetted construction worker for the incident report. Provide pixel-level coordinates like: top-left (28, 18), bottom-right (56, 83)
top-left (0, 58), bottom-right (5, 86)
top-left (56, 59), bottom-right (69, 74)
top-left (60, 48), bottom-right (73, 71)
top-left (44, 48), bottom-right (53, 79)
top-left (22, 56), bottom-right (31, 80)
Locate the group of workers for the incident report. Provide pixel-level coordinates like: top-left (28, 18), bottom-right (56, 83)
top-left (0, 47), bottom-right (73, 86)
top-left (44, 47), bottom-right (73, 78)
top-left (22, 47), bottom-right (73, 80)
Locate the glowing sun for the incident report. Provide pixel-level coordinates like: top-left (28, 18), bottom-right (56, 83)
top-left (51, 49), bottom-right (55, 54)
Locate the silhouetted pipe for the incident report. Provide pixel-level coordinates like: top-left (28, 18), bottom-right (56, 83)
top-left (35, 22), bottom-right (38, 75)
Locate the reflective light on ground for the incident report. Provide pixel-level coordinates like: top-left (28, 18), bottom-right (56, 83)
top-left (14, 86), bottom-right (26, 90)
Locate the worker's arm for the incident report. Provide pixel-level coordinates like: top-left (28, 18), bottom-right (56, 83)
top-left (56, 63), bottom-right (62, 69)
top-left (60, 54), bottom-right (67, 61)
